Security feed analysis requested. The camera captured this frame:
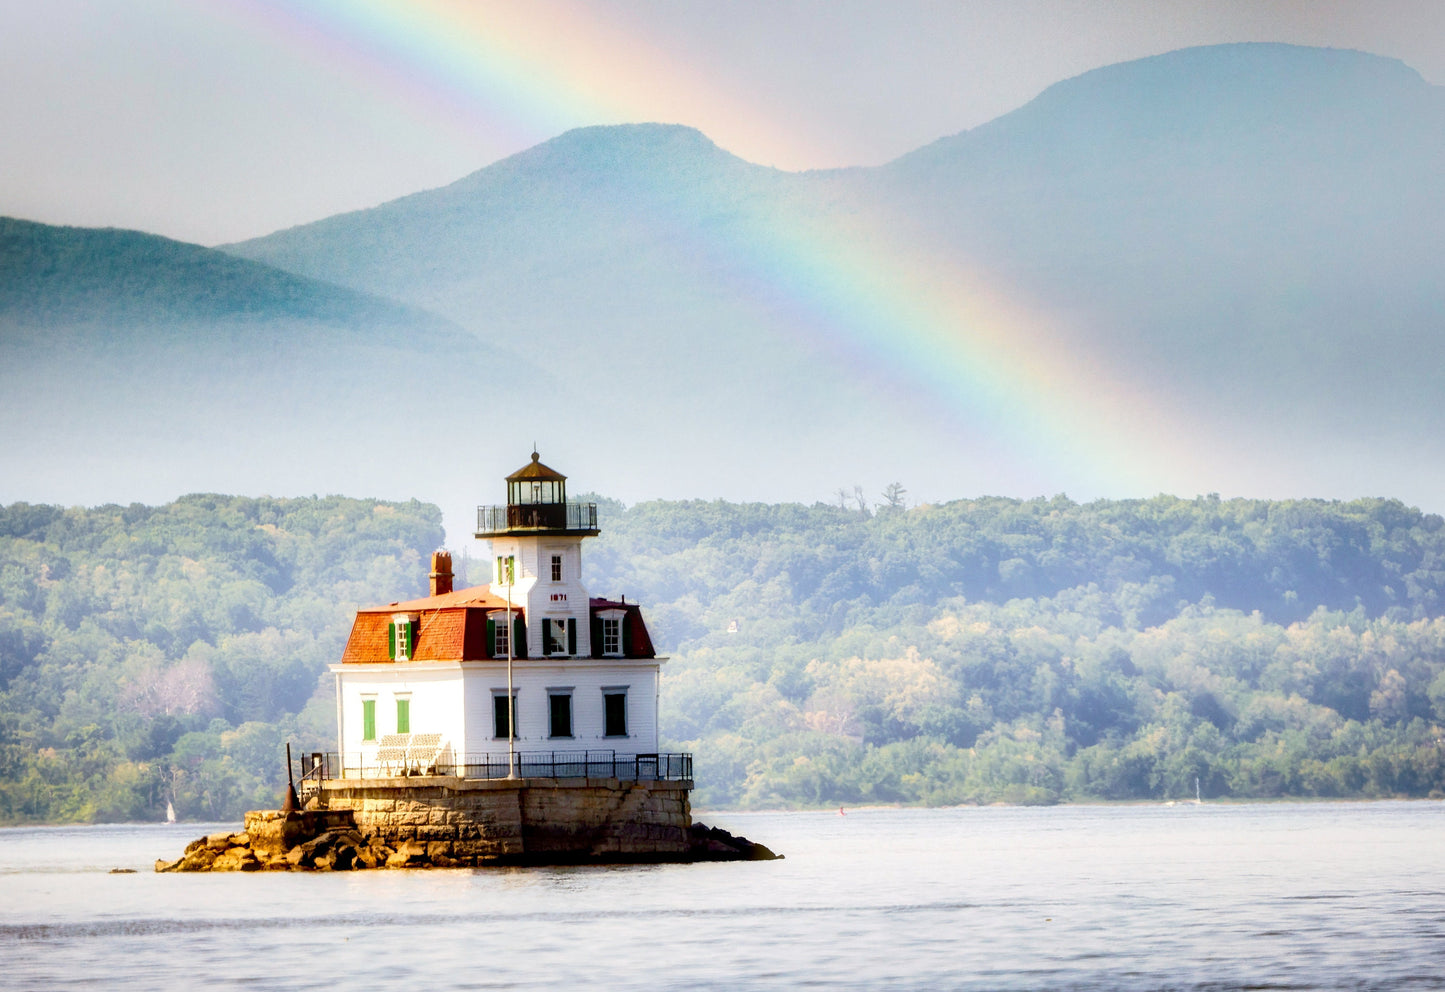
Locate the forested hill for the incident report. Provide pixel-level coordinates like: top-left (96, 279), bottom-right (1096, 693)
top-left (581, 494), bottom-right (1445, 643)
top-left (571, 494), bottom-right (1445, 808)
top-left (0, 496), bottom-right (443, 824)
top-left (5, 492), bottom-right (1445, 823)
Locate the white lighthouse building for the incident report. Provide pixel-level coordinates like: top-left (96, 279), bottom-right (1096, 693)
top-left (330, 452), bottom-right (669, 778)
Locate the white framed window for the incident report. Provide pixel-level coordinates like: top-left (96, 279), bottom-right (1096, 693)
top-left (603, 687), bottom-right (628, 737)
top-left (547, 688), bottom-right (573, 738)
top-left (551, 553), bottom-right (563, 582)
top-left (491, 690), bottom-right (517, 739)
top-left (598, 610), bottom-right (625, 657)
top-left (390, 613), bottom-right (417, 661)
top-left (493, 613), bottom-right (509, 657)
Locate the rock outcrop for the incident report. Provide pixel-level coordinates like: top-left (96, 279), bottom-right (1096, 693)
top-left (686, 822), bottom-right (780, 861)
top-left (155, 809), bottom-right (779, 871)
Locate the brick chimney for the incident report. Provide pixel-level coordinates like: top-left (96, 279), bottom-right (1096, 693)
top-left (430, 550), bottom-right (453, 597)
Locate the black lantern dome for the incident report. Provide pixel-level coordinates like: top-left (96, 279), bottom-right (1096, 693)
top-left (506, 451), bottom-right (566, 507)
top-left (475, 452), bottom-right (599, 537)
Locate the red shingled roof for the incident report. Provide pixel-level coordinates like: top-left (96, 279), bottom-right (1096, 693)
top-left (355, 584), bottom-right (512, 613)
top-left (589, 598), bottom-right (656, 659)
top-left (337, 588), bottom-right (658, 665)
top-left (341, 585), bottom-right (518, 665)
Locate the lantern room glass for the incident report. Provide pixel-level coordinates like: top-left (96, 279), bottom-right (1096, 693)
top-left (509, 478), bottom-right (565, 505)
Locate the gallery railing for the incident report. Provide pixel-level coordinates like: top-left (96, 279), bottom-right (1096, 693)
top-left (475, 502), bottom-right (598, 534)
top-left (298, 750), bottom-right (692, 783)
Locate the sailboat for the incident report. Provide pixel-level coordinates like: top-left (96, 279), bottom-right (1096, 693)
top-left (165, 800), bottom-right (176, 824)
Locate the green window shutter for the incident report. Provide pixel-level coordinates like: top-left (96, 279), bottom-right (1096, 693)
top-left (549, 694), bottom-right (572, 738)
top-left (541, 618), bottom-right (551, 653)
top-left (604, 692), bottom-right (627, 737)
top-left (590, 615), bottom-right (602, 658)
top-left (486, 618), bottom-right (496, 658)
top-left (387, 623), bottom-right (396, 659)
top-left (396, 698), bottom-right (410, 734)
top-left (621, 614), bottom-right (633, 657)
top-left (410, 620), bottom-right (419, 658)
top-left (493, 694), bottom-right (511, 738)
top-left (514, 615), bottom-right (526, 658)
top-left (567, 617), bottom-right (577, 655)
top-left (362, 699), bottom-right (376, 742)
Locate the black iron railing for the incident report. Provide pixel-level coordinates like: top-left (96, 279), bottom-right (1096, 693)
top-left (475, 502), bottom-right (598, 534)
top-left (300, 750), bottom-right (691, 783)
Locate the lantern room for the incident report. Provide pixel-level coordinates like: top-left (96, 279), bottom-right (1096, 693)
top-left (477, 451), bottom-right (599, 537)
top-left (508, 451), bottom-right (566, 506)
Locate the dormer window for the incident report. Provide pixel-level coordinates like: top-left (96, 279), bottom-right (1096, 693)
top-left (597, 609), bottom-right (625, 657)
top-left (389, 614), bottom-right (418, 661)
top-left (487, 610), bottom-right (525, 660)
top-left (492, 612), bottom-right (509, 657)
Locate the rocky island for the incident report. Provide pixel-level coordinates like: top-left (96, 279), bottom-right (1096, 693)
top-left (155, 808), bottom-right (778, 871)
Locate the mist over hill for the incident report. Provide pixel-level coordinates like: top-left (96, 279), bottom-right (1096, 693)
top-left (224, 124), bottom-right (924, 514)
top-left (224, 43), bottom-right (1445, 515)
top-left (870, 43), bottom-right (1445, 448)
top-left (0, 218), bottom-right (535, 514)
top-left (3, 44), bottom-right (1443, 529)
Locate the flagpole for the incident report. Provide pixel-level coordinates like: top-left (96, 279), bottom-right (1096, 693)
top-left (506, 556), bottom-right (516, 780)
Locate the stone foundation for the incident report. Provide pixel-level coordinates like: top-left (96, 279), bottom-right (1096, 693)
top-left (318, 775), bottom-right (694, 863)
top-left (155, 775), bottom-right (781, 871)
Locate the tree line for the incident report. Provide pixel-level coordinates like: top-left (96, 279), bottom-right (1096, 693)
top-left (577, 493), bottom-right (1445, 806)
top-left (3, 491), bottom-right (1445, 821)
top-left (0, 495), bottom-right (441, 823)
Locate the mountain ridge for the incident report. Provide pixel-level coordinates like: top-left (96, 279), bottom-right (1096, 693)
top-left (6, 43), bottom-right (1445, 524)
top-left (890, 42), bottom-right (1438, 173)
top-left (0, 216), bottom-right (541, 522)
top-left (0, 216), bottom-right (477, 350)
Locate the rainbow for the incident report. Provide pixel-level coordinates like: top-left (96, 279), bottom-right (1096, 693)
top-left (212, 0), bottom-right (1215, 496)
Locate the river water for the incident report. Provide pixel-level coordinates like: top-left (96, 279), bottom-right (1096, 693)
top-left (2, 801), bottom-right (1442, 991)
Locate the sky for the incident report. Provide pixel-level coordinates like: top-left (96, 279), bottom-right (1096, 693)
top-left (3, 0), bottom-right (1444, 246)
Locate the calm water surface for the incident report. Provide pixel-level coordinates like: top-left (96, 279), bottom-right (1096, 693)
top-left (2, 802), bottom-right (1442, 990)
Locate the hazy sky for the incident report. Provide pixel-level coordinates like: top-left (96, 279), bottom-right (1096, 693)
top-left (3, 0), bottom-right (1443, 245)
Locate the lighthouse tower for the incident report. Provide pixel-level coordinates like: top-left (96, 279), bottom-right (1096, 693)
top-left (476, 451), bottom-right (600, 659)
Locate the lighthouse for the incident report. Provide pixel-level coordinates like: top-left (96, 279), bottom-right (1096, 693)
top-left (330, 452), bottom-right (667, 775)
top-left (182, 452), bottom-right (782, 869)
